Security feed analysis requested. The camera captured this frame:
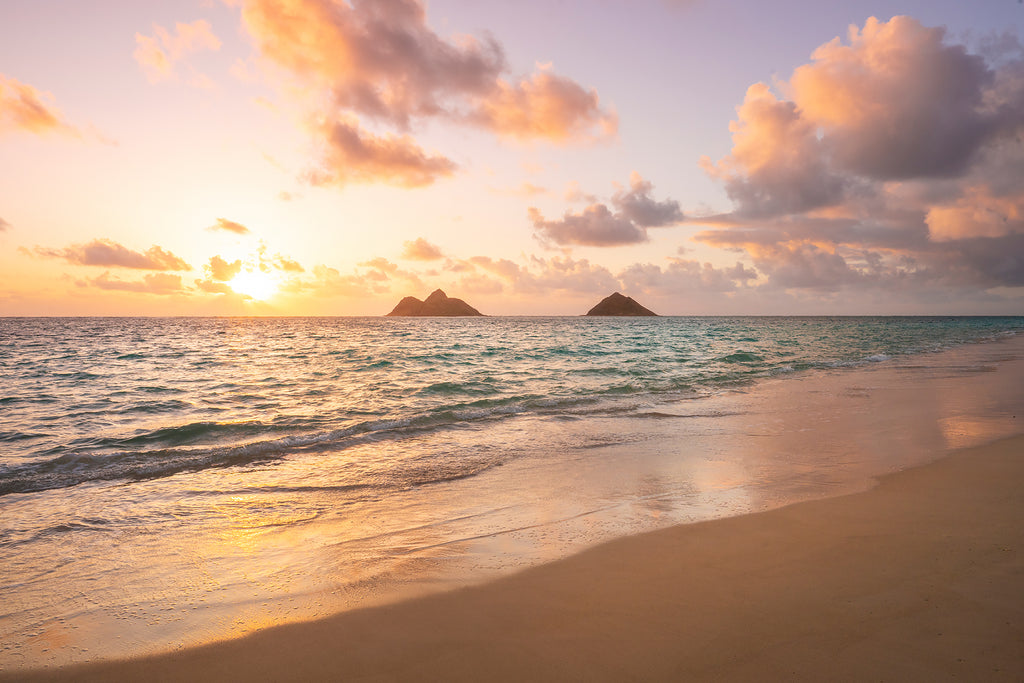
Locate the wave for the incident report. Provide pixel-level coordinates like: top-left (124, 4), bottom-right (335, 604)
top-left (4, 316), bottom-right (1023, 498)
top-left (0, 392), bottom-right (606, 496)
top-left (0, 431), bottom-right (48, 443)
top-left (720, 351), bottom-right (764, 364)
top-left (417, 381), bottom-right (499, 397)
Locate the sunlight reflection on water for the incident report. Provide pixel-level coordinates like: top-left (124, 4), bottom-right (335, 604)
top-left (1, 319), bottom-right (1023, 668)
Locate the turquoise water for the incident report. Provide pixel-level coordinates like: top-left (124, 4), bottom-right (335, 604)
top-left (2, 316), bottom-right (1021, 495)
top-left (1, 316), bottom-right (1023, 668)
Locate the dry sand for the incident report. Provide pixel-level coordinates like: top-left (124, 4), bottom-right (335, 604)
top-left (10, 434), bottom-right (1022, 682)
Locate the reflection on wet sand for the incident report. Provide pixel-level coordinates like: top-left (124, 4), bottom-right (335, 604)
top-left (4, 336), bottom-right (1024, 669)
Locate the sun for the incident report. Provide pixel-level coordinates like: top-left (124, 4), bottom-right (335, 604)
top-left (228, 270), bottom-right (280, 300)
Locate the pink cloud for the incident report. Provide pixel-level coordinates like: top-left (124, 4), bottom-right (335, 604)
top-left (700, 82), bottom-right (843, 219)
top-left (458, 254), bottom-right (619, 295)
top-left (241, 0), bottom-right (504, 128)
top-left (282, 264), bottom-right (386, 297)
top-left (529, 173), bottom-right (682, 246)
top-left (241, 0), bottom-right (614, 141)
top-left (613, 172), bottom-right (684, 227)
top-left (530, 204), bottom-right (645, 247)
top-left (564, 181), bottom-right (597, 203)
top-left (790, 16), bottom-right (994, 180)
top-left (473, 71), bottom-right (618, 142)
top-left (747, 243), bottom-right (865, 291)
top-left (88, 272), bottom-right (186, 295)
top-left (357, 256), bottom-right (424, 289)
top-left (696, 16), bottom-right (1024, 292)
top-left (401, 237), bottom-right (444, 261)
top-left (237, 0), bottom-right (615, 187)
top-left (926, 186), bottom-right (1024, 242)
top-left (618, 258), bottom-right (757, 295)
top-left (306, 118), bottom-right (457, 188)
top-left (35, 239), bottom-right (190, 271)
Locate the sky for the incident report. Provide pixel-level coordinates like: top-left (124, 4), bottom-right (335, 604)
top-left (1, 0), bottom-right (1023, 316)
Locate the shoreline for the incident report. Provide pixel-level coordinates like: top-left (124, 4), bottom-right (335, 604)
top-left (10, 432), bottom-right (1023, 682)
top-left (2, 330), bottom-right (1022, 676)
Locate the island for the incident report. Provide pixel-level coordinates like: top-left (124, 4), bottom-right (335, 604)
top-left (386, 289), bottom-right (484, 316)
top-left (585, 292), bottom-right (658, 316)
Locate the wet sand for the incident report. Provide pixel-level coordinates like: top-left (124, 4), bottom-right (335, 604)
top-left (10, 433), bottom-right (1023, 682)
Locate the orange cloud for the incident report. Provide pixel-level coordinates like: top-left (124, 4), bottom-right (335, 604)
top-left (455, 272), bottom-right (505, 295)
top-left (0, 217), bottom-right (10, 232)
top-left (401, 237), bottom-right (444, 261)
top-left (701, 16), bottom-right (1017, 220)
top-left (306, 118), bottom-right (457, 188)
top-left (134, 20), bottom-right (222, 84)
top-left (697, 16), bottom-right (1024, 291)
top-left (455, 254), bottom-right (620, 296)
top-left (700, 82), bottom-right (842, 218)
top-left (195, 279), bottom-right (234, 294)
top-left (193, 248), bottom-right (304, 295)
top-left (241, 0), bottom-right (504, 128)
top-left (473, 72), bottom-right (618, 142)
top-left (274, 255), bottom-right (304, 272)
top-left (237, 0), bottom-right (614, 186)
top-left (87, 272), bottom-right (186, 294)
top-left (206, 255), bottom-right (243, 281)
top-left (207, 218), bottom-right (251, 235)
top-left (926, 186), bottom-right (1024, 241)
top-left (356, 257), bottom-right (424, 289)
top-left (789, 16), bottom-right (992, 180)
top-left (35, 239), bottom-right (190, 270)
top-left (284, 264), bottom-right (387, 297)
top-left (0, 74), bottom-right (79, 137)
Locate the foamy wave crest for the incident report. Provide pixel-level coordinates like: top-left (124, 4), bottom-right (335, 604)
top-left (0, 393), bottom-right (603, 496)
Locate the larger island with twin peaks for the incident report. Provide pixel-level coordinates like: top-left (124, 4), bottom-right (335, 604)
top-left (386, 290), bottom-right (658, 316)
top-left (386, 289), bottom-right (483, 316)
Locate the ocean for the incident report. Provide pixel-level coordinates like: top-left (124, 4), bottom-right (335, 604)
top-left (2, 316), bottom-right (1023, 668)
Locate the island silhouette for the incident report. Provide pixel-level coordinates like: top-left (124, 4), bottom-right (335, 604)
top-left (386, 289), bottom-right (484, 316)
top-left (585, 292), bottom-right (657, 316)
top-left (386, 290), bottom-right (657, 316)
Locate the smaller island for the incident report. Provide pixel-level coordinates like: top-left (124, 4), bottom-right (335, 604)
top-left (585, 292), bottom-right (657, 316)
top-left (386, 289), bottom-right (484, 316)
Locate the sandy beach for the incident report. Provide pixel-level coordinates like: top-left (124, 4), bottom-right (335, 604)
top-left (4, 0), bottom-right (1023, 677)
top-left (9, 429), bottom-right (1022, 682)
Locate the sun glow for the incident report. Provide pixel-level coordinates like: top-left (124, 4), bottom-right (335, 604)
top-left (229, 270), bottom-right (280, 300)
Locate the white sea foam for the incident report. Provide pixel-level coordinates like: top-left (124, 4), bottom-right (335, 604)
top-left (1, 317), bottom-right (1023, 669)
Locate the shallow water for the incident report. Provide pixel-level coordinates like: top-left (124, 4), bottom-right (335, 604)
top-left (1, 316), bottom-right (1022, 669)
